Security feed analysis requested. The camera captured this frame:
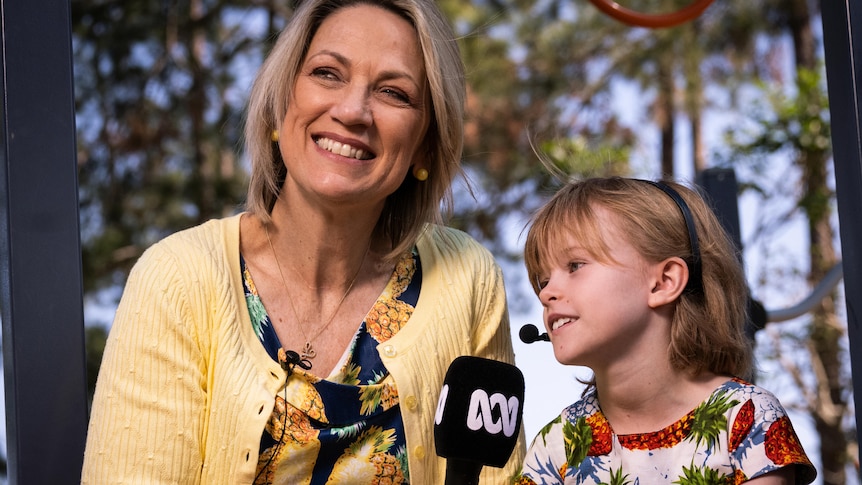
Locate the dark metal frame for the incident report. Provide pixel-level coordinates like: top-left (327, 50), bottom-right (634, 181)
top-left (0, 0), bottom-right (89, 482)
top-left (821, 0), bottom-right (862, 469)
top-left (0, 0), bottom-right (858, 481)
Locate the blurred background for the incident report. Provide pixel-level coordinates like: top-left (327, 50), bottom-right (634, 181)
top-left (7, 0), bottom-right (855, 483)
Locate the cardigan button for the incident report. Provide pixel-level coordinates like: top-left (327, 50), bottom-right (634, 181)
top-left (413, 446), bottom-right (426, 459)
top-left (404, 395), bottom-right (418, 411)
top-left (382, 345), bottom-right (396, 357)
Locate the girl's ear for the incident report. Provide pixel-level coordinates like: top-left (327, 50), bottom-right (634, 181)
top-left (647, 256), bottom-right (688, 308)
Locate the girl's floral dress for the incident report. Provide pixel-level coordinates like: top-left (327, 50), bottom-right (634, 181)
top-left (516, 378), bottom-right (816, 484)
top-left (241, 249), bottom-right (420, 485)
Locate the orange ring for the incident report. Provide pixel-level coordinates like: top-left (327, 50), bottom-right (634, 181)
top-left (586, 0), bottom-right (716, 28)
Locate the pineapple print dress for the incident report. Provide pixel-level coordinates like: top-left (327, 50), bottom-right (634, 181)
top-left (242, 249), bottom-right (420, 485)
top-left (516, 378), bottom-right (817, 484)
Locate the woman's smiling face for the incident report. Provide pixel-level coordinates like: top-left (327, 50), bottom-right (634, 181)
top-left (278, 4), bottom-right (430, 210)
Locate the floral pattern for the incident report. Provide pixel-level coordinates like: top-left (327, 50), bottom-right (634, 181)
top-left (517, 379), bottom-right (817, 484)
top-left (241, 249), bottom-right (420, 485)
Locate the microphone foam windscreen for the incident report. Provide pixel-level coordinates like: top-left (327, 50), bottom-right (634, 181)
top-left (434, 356), bottom-right (525, 468)
top-left (519, 324), bottom-right (540, 343)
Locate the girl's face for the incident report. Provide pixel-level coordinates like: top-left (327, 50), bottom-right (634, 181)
top-left (536, 205), bottom-right (659, 369)
top-left (278, 4), bottom-right (430, 212)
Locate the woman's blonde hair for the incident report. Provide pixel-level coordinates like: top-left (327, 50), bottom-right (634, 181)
top-left (243, 0), bottom-right (466, 262)
top-left (524, 177), bottom-right (753, 379)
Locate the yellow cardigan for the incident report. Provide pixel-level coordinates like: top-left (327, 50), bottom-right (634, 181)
top-left (82, 213), bottom-right (525, 483)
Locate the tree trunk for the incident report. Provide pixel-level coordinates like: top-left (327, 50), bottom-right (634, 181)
top-left (656, 54), bottom-right (675, 177)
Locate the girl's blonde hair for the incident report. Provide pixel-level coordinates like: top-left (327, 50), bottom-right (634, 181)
top-left (524, 177), bottom-right (753, 379)
top-left (243, 0), bottom-right (465, 262)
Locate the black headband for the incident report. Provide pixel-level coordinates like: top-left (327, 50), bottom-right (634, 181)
top-left (640, 180), bottom-right (703, 294)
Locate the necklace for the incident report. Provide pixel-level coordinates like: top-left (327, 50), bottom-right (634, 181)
top-left (264, 223), bottom-right (369, 365)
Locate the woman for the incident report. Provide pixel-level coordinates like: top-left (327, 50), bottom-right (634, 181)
top-left (81, 0), bottom-right (524, 483)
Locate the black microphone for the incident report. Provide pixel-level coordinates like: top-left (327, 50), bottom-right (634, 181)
top-left (519, 324), bottom-right (550, 344)
top-left (280, 350), bottom-right (312, 377)
top-left (434, 356), bottom-right (524, 485)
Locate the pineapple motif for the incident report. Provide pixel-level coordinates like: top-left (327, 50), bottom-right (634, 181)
top-left (687, 389), bottom-right (739, 452)
top-left (279, 348), bottom-right (327, 423)
top-left (764, 415), bottom-right (809, 466)
top-left (366, 300), bottom-right (413, 342)
top-left (244, 267), bottom-right (269, 339)
top-left (248, 251), bottom-right (420, 484)
top-left (603, 466), bottom-right (632, 485)
top-left (255, 399), bottom-right (321, 485)
top-left (388, 253), bottom-right (415, 294)
top-left (537, 415), bottom-right (562, 444)
top-left (731, 469), bottom-right (748, 485)
top-left (370, 452), bottom-right (404, 485)
top-left (517, 384), bottom-right (813, 485)
top-left (366, 254), bottom-right (415, 343)
top-left (585, 412), bottom-right (612, 455)
top-left (728, 399), bottom-right (754, 452)
top-left (340, 362), bottom-right (361, 386)
top-left (327, 426), bottom-right (406, 484)
top-left (673, 462), bottom-right (734, 484)
top-left (378, 381), bottom-right (399, 410)
top-left (359, 380), bottom-right (399, 416)
top-left (563, 417), bottom-right (593, 470)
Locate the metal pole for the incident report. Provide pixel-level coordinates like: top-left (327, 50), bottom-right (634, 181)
top-left (820, 0), bottom-right (862, 468)
top-left (0, 0), bottom-right (89, 482)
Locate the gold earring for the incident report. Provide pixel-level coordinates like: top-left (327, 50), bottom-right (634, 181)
top-left (271, 130), bottom-right (279, 142)
top-left (413, 167), bottom-right (429, 181)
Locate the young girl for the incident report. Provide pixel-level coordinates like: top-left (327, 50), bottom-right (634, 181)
top-left (516, 177), bottom-right (816, 484)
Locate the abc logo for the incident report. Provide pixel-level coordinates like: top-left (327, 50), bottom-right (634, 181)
top-left (436, 384), bottom-right (520, 438)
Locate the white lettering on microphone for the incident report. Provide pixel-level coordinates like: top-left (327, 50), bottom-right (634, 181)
top-left (466, 389), bottom-right (519, 437)
top-left (435, 384), bottom-right (449, 425)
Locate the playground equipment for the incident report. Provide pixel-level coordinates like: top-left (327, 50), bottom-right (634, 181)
top-left (587, 0), bottom-right (716, 28)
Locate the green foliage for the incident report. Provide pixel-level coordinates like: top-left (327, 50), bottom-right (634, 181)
top-left (722, 68), bottom-right (830, 157)
top-left (540, 136), bottom-right (630, 179)
top-left (720, 66), bottom-right (832, 221)
top-left (73, 0), bottom-right (277, 292)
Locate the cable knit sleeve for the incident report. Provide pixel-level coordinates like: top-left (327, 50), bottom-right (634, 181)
top-left (463, 231), bottom-right (516, 364)
top-left (380, 224), bottom-right (525, 484)
top-left (81, 237), bottom-right (210, 484)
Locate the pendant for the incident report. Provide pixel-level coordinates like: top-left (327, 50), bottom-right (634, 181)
top-left (301, 341), bottom-right (317, 360)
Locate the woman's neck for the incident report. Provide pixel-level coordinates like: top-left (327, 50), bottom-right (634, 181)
top-left (267, 198), bottom-right (383, 290)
